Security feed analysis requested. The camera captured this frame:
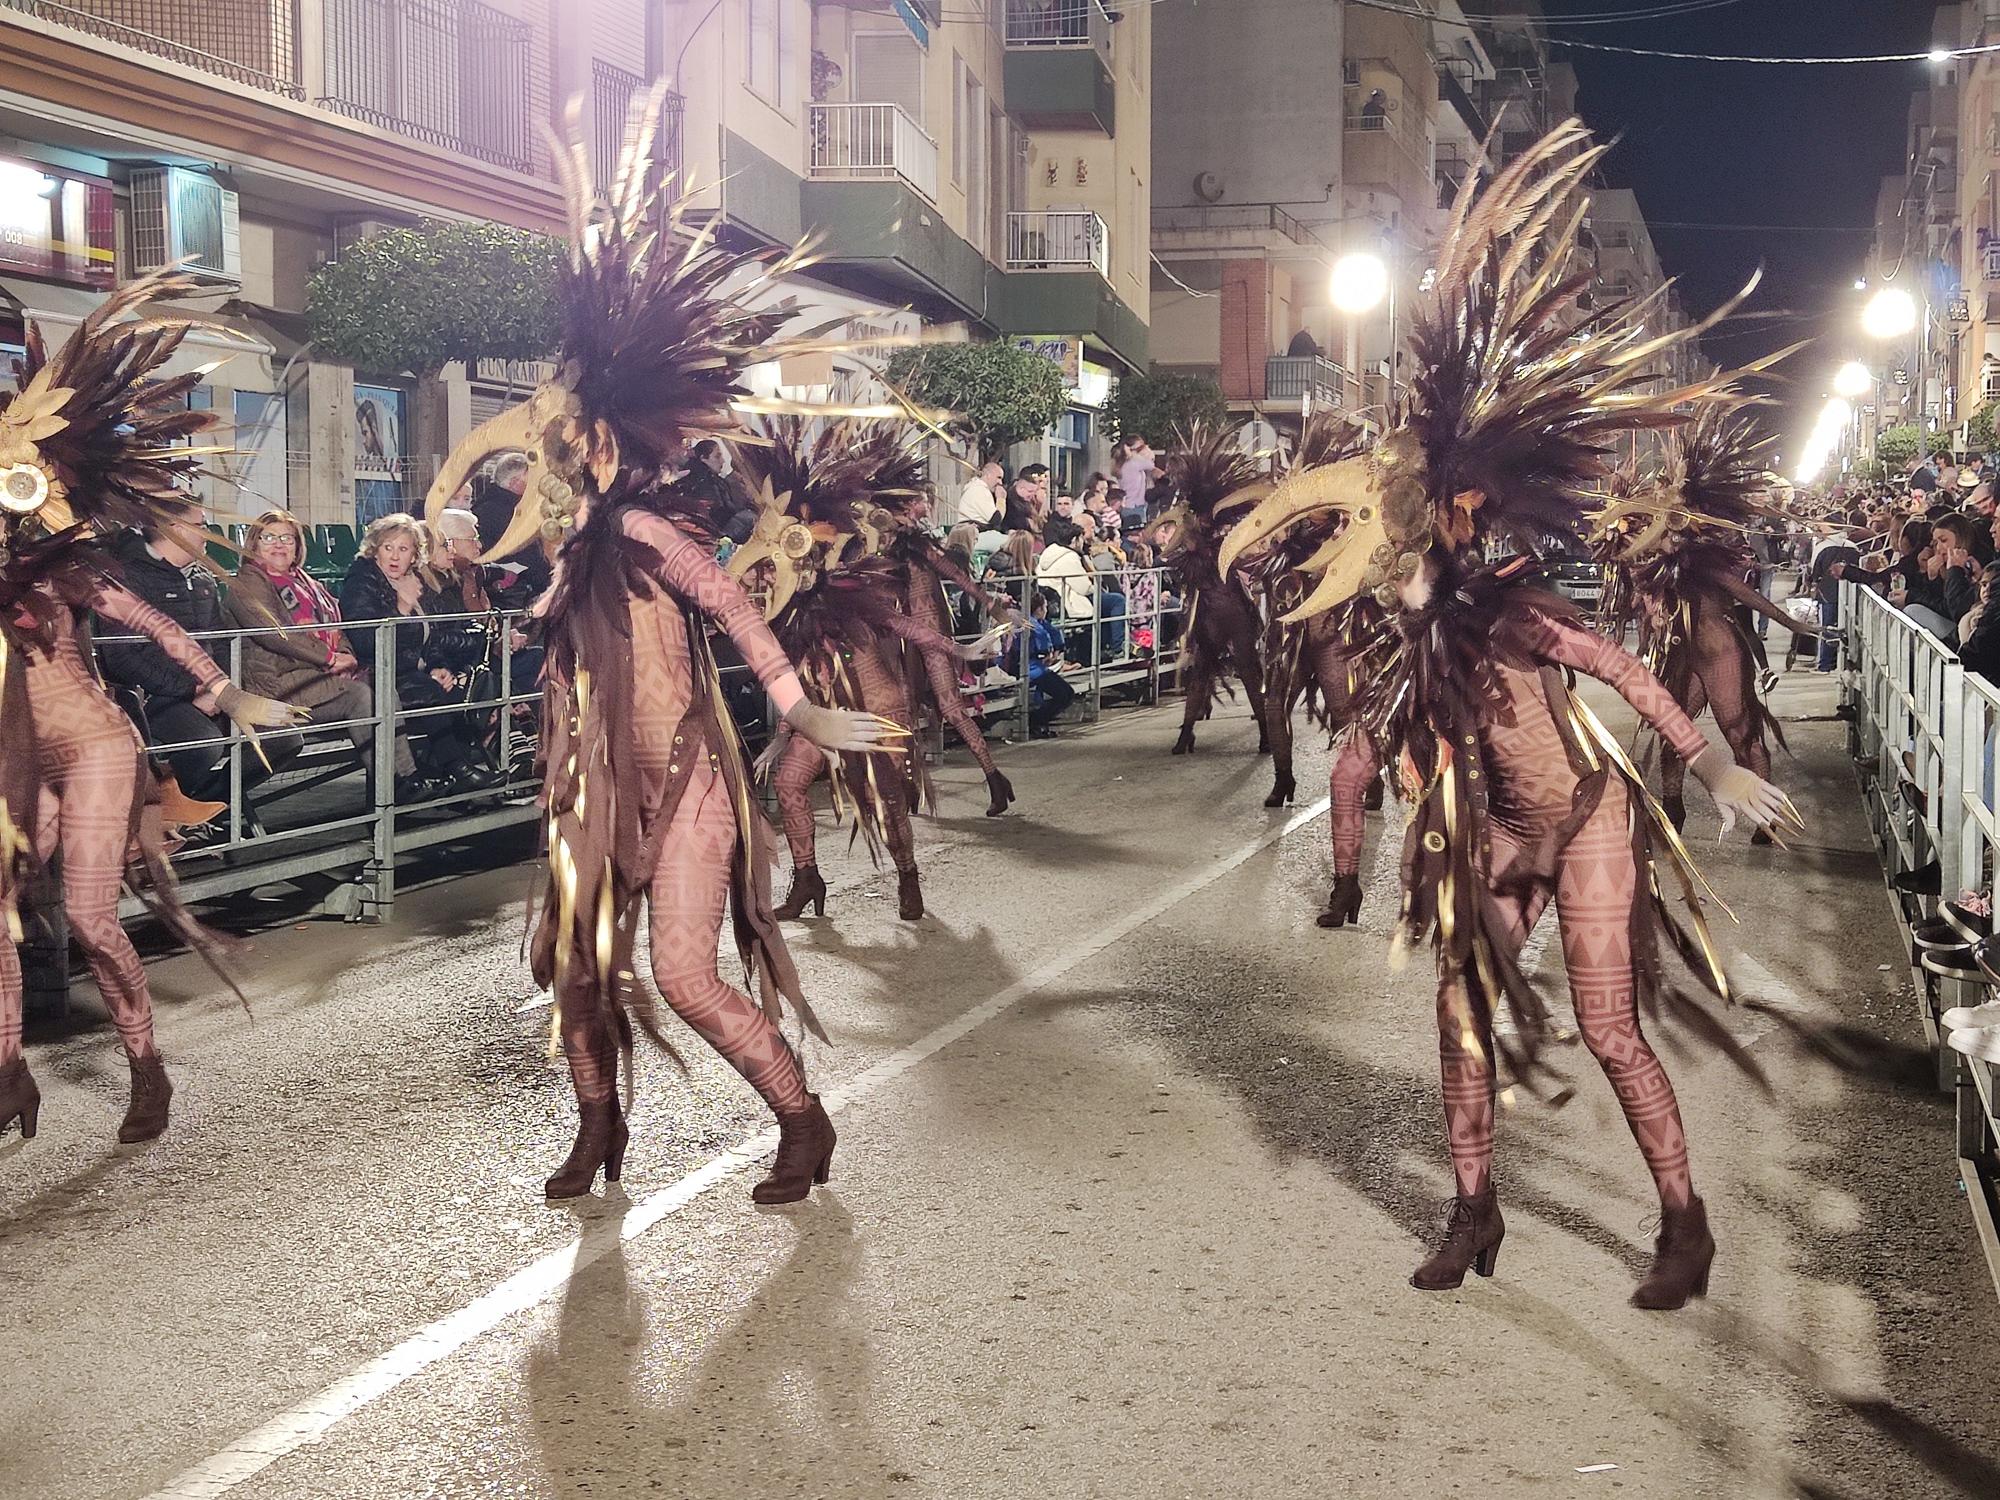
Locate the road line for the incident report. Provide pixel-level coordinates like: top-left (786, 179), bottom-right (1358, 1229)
top-left (143, 797), bottom-right (1334, 1500)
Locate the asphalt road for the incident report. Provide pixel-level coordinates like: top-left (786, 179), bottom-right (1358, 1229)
top-left (2, 669), bottom-right (1996, 1500)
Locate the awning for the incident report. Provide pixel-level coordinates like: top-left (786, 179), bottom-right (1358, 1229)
top-left (0, 275), bottom-right (278, 388)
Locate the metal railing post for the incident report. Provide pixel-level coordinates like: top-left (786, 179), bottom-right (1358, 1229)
top-left (227, 632), bottom-right (246, 847)
top-left (366, 619), bottom-right (397, 921)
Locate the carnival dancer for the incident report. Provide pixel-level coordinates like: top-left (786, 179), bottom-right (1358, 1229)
top-left (420, 99), bottom-right (899, 1204)
top-left (871, 463), bottom-right (1022, 818)
top-left (728, 421), bottom-right (985, 924)
top-left (0, 272), bottom-right (302, 1144)
top-left (1233, 413), bottom-right (1386, 928)
top-left (1148, 426), bottom-right (1273, 758)
top-left (1591, 407), bottom-right (1817, 845)
top-left (1219, 122), bottom-right (1802, 1309)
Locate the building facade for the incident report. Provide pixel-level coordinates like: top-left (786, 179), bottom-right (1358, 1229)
top-left (0, 0), bottom-right (1152, 524)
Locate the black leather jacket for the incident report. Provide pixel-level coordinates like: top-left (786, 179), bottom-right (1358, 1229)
top-left (94, 530), bottom-right (226, 707)
top-left (338, 558), bottom-right (482, 689)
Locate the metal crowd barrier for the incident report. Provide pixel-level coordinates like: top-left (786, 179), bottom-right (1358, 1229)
top-left (79, 563), bottom-right (1193, 931)
top-left (1840, 580), bottom-right (2000, 1297)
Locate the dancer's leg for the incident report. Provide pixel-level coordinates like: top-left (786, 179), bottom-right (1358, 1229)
top-left (1658, 672), bottom-right (1706, 824)
top-left (1328, 734), bottom-right (1379, 877)
top-left (648, 765), bottom-right (811, 1115)
top-left (0, 932), bottom-right (21, 1067)
top-left (771, 734), bottom-right (826, 870)
top-left (55, 742), bottom-right (158, 1060)
top-left (1554, 778), bottom-right (1695, 1209)
top-left (1436, 833), bottom-right (1551, 1199)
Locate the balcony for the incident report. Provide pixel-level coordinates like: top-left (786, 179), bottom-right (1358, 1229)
top-left (1004, 0), bottom-right (1114, 133)
top-left (591, 62), bottom-right (682, 187)
top-left (1007, 210), bottom-right (1108, 279)
top-left (1151, 202), bottom-right (1329, 250)
top-left (1265, 355), bottom-right (1348, 410)
top-left (1343, 111), bottom-right (1431, 201)
top-left (809, 102), bottom-right (939, 204)
top-left (320, 0), bottom-right (537, 173)
top-left (1, 0), bottom-right (303, 98)
top-left (1985, 241), bottom-right (2000, 281)
top-left (1005, 0), bottom-right (1109, 52)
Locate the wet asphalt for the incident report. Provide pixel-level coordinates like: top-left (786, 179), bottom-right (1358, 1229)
top-left (2, 668), bottom-right (1996, 1500)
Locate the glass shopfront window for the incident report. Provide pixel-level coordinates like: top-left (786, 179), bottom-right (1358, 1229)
top-left (0, 158), bottom-right (116, 289)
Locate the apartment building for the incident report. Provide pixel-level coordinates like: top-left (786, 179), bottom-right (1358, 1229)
top-left (0, 0), bottom-right (1151, 524)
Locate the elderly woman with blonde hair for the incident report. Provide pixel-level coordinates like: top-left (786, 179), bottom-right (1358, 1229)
top-left (339, 512), bottom-right (497, 797)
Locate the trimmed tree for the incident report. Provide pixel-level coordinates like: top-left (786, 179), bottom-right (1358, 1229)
top-left (886, 341), bottom-right (1070, 461)
top-left (1107, 371), bottom-right (1226, 447)
top-left (1965, 400), bottom-right (1998, 457)
top-left (1875, 424), bottom-right (1921, 471)
top-left (306, 219), bottom-right (563, 375)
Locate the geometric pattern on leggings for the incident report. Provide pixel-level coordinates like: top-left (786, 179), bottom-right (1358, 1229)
top-left (2, 586), bottom-right (230, 1067)
top-left (1328, 734), bottom-right (1379, 877)
top-left (771, 642), bottom-right (918, 875)
top-left (1431, 622), bottom-right (1703, 1210)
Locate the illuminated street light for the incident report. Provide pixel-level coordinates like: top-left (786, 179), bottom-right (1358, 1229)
top-left (1815, 398), bottom-right (1854, 436)
top-left (1330, 252), bottom-right (1390, 316)
top-left (1930, 47), bottom-right (1954, 64)
top-left (1863, 287), bottom-right (1919, 340)
top-left (1833, 361), bottom-right (1874, 400)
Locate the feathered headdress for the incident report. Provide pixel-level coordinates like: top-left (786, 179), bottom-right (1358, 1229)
top-left (421, 89), bottom-right (859, 551)
top-left (1, 270), bottom-right (225, 621)
top-left (1590, 402), bottom-right (1780, 567)
top-left (1219, 121), bottom-right (1770, 617)
top-left (725, 416), bottom-right (926, 616)
top-left (1149, 422), bottom-right (1268, 586)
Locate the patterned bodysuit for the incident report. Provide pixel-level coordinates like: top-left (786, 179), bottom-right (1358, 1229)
top-left (1435, 615), bottom-right (1711, 1211)
top-left (559, 511), bottom-right (813, 1117)
top-left (896, 549), bottom-right (1001, 778)
top-left (1, 586), bottom-right (228, 1066)
top-left (773, 628), bottom-right (922, 876)
top-left (1649, 593), bottom-right (1772, 816)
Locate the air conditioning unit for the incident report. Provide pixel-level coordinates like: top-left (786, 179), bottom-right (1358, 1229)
top-left (129, 167), bottom-right (241, 284)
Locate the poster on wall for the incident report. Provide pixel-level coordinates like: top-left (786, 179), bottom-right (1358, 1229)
top-left (352, 384), bottom-right (406, 528)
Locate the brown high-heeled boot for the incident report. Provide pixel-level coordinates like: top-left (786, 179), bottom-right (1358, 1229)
top-left (117, 1053), bottom-right (172, 1144)
top-left (1316, 874), bottom-right (1363, 929)
top-left (1631, 1195), bottom-right (1715, 1310)
top-left (1410, 1189), bottom-right (1504, 1290)
top-left (985, 770), bottom-right (1016, 817)
top-left (774, 865), bottom-right (827, 919)
top-left (544, 1099), bottom-right (630, 1200)
top-left (898, 867), bottom-right (924, 920)
top-left (0, 1058), bottom-right (40, 1140)
top-left (752, 1094), bottom-right (836, 1205)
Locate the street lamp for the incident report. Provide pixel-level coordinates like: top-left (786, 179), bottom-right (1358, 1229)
top-left (1330, 251), bottom-right (1391, 418)
top-left (1833, 361), bottom-right (1873, 400)
top-left (1863, 287), bottom-right (1918, 340)
top-left (1330, 252), bottom-right (1389, 315)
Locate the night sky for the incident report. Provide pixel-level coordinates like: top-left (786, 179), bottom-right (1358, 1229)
top-left (1537, 0), bottom-right (1933, 450)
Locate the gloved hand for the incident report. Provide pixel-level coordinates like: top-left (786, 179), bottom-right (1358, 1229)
top-left (1691, 746), bottom-right (1802, 839)
top-left (215, 684), bottom-right (307, 731)
top-left (783, 699), bottom-right (908, 755)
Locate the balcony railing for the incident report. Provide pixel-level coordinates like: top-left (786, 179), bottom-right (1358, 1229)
top-left (1151, 202), bottom-right (1328, 250)
top-left (1266, 354), bottom-right (1348, 409)
top-left (1985, 241), bottom-right (2000, 281)
top-left (319, 0), bottom-right (536, 173)
top-left (1005, 0), bottom-right (1109, 52)
top-left (3, 0), bottom-right (303, 97)
top-left (809, 102), bottom-right (939, 204)
top-left (1006, 210), bottom-right (1108, 277)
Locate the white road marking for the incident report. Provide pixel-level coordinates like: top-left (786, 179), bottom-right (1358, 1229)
top-left (142, 798), bottom-right (1335, 1500)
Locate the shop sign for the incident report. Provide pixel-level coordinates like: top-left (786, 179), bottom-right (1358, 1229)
top-left (1011, 334), bottom-right (1082, 385)
top-left (0, 158), bottom-right (114, 290)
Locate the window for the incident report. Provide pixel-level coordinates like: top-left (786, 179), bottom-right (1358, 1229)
top-left (953, 55), bottom-right (970, 184)
top-left (231, 390), bottom-right (289, 511)
top-left (1129, 173), bottom-right (1145, 280)
top-left (747, 0), bottom-right (784, 110)
top-left (852, 30), bottom-right (924, 116)
top-left (0, 157), bottom-right (115, 289)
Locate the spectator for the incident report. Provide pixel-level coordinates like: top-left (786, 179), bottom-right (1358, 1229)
top-left (1908, 454), bottom-right (1940, 495)
top-left (1286, 327), bottom-right (1324, 358)
top-left (340, 513), bottom-right (500, 797)
top-left (1017, 587), bottom-right (1076, 739)
top-left (471, 452), bottom-right (551, 611)
top-left (1001, 464), bottom-right (1048, 533)
top-left (955, 459), bottom-right (1005, 530)
top-left (1117, 436), bottom-right (1161, 531)
top-left (1748, 517), bottom-right (1787, 641)
top-left (1046, 493), bottom-right (1083, 548)
top-left (1036, 527), bottom-right (1093, 621)
top-left (431, 504), bottom-right (543, 750)
top-left (224, 507), bottom-right (403, 782)
top-left (1959, 563), bottom-right (2000, 679)
top-left (1938, 508), bottom-right (1996, 569)
top-left (671, 438), bottom-right (751, 542)
top-left (1810, 513), bottom-right (1868, 672)
top-left (96, 499), bottom-right (301, 808)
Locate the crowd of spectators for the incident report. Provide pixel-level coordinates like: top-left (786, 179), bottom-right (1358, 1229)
top-left (1810, 452), bottom-right (2000, 673)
